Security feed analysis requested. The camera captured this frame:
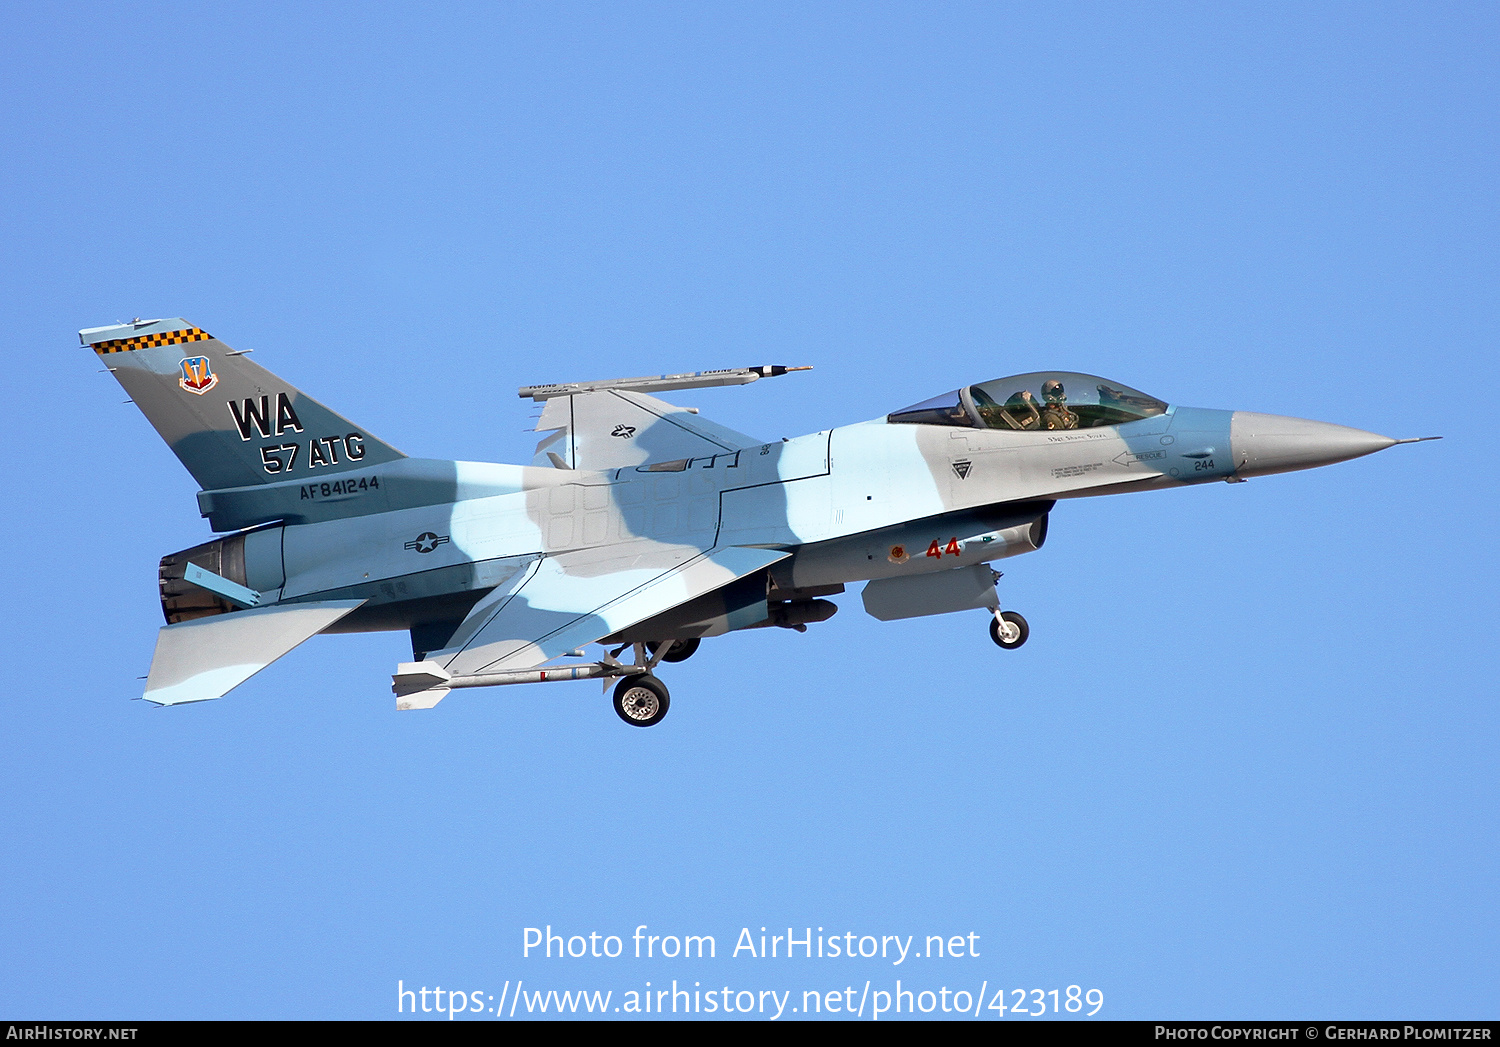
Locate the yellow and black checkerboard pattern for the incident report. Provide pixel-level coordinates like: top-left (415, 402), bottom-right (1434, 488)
top-left (93, 327), bottom-right (212, 354)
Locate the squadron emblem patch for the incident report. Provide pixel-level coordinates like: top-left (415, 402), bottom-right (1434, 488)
top-left (178, 356), bottom-right (218, 395)
top-left (887, 544), bottom-right (909, 564)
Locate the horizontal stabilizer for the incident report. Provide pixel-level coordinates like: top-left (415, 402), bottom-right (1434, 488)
top-left (143, 599), bottom-right (365, 706)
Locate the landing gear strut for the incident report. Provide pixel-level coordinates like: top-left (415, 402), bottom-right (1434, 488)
top-left (601, 641), bottom-right (680, 727)
top-left (989, 610), bottom-right (1029, 650)
top-left (613, 674), bottom-right (670, 727)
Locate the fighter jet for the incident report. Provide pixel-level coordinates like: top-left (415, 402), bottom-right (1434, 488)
top-left (86, 318), bottom-right (1435, 726)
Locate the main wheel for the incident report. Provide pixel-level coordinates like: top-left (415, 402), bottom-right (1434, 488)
top-left (989, 611), bottom-right (1029, 650)
top-left (613, 674), bottom-right (671, 727)
top-left (647, 637), bottom-right (701, 663)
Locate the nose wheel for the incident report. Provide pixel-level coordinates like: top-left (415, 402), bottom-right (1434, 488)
top-left (613, 673), bottom-right (671, 727)
top-left (989, 610), bottom-right (1029, 650)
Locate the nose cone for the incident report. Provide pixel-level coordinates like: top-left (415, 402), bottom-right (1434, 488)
top-left (1231, 412), bottom-right (1397, 478)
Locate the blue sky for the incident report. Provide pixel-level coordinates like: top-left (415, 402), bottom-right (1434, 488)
top-left (1, 2), bottom-right (1495, 1020)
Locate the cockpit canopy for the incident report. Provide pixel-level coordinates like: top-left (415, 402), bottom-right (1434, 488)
top-left (888, 372), bottom-right (1168, 431)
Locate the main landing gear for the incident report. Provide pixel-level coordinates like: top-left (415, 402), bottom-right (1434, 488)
top-left (989, 610), bottom-right (1029, 650)
top-left (613, 674), bottom-right (670, 727)
top-left (646, 637), bottom-right (700, 663)
top-left (606, 640), bottom-right (688, 727)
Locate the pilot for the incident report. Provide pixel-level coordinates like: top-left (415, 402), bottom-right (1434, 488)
top-left (995, 389), bottom-right (1041, 430)
top-left (1040, 379), bottom-right (1078, 430)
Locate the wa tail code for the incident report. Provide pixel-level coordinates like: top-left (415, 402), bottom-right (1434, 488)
top-left (228, 393), bottom-right (303, 441)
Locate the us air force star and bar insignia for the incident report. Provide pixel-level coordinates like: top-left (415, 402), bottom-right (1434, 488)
top-left (404, 532), bottom-right (450, 554)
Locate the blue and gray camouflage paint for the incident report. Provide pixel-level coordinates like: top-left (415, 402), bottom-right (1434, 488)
top-left (84, 318), bottom-right (1423, 719)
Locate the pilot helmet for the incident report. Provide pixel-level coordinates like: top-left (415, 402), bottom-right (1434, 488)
top-left (1041, 379), bottom-right (1066, 402)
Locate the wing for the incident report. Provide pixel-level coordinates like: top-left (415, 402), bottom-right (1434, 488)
top-left (531, 389), bottom-right (762, 471)
top-left (143, 599), bottom-right (366, 705)
top-left (414, 542), bottom-right (789, 686)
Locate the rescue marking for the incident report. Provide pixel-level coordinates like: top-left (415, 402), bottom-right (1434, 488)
top-left (951, 459), bottom-right (973, 479)
top-left (1114, 450), bottom-right (1166, 466)
top-left (1050, 462), bottom-right (1104, 479)
top-left (1045, 431), bottom-right (1111, 443)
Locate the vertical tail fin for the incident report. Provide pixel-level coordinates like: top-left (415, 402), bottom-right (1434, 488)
top-left (83, 318), bottom-right (405, 491)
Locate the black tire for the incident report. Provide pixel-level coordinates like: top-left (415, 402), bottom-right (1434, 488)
top-left (613, 674), bottom-right (671, 727)
top-left (989, 611), bottom-right (1029, 650)
top-left (647, 637), bottom-right (701, 663)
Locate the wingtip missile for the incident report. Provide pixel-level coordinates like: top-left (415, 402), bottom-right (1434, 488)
top-left (518, 365), bottom-right (813, 400)
top-left (748, 365), bottom-right (813, 378)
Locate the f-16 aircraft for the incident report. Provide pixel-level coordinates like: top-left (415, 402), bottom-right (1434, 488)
top-left (87, 318), bottom-right (1435, 726)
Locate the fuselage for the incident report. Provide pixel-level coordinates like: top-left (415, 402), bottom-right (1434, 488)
top-left (86, 319), bottom-right (1410, 707)
top-left (161, 398), bottom-right (1394, 644)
